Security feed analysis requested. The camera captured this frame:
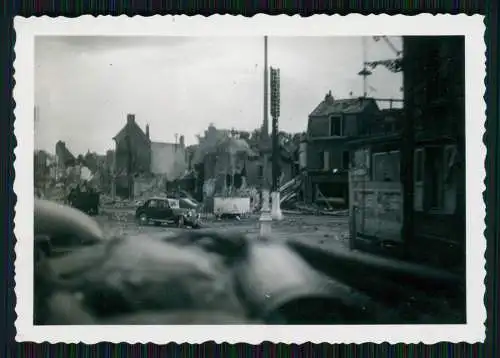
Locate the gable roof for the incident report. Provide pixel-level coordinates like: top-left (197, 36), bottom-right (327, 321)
top-left (309, 96), bottom-right (378, 117)
top-left (113, 120), bottom-right (150, 144)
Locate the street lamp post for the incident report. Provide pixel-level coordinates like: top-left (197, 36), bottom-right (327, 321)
top-left (259, 36), bottom-right (272, 237)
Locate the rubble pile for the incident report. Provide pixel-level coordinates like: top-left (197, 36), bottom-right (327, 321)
top-left (277, 174), bottom-right (349, 216)
top-left (105, 210), bottom-right (135, 222)
top-left (100, 195), bottom-right (145, 209)
top-left (99, 194), bottom-right (115, 206)
top-left (279, 176), bottom-right (303, 209)
top-left (134, 175), bottom-right (166, 200)
top-left (135, 190), bottom-right (167, 202)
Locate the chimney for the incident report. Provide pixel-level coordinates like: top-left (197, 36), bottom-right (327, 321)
top-left (127, 114), bottom-right (135, 124)
top-left (325, 90), bottom-right (334, 104)
top-left (146, 124), bottom-right (150, 139)
top-left (179, 135), bottom-right (185, 149)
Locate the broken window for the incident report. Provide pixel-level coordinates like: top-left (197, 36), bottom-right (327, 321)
top-left (318, 151), bottom-right (324, 170)
top-left (318, 151), bottom-right (330, 171)
top-left (330, 116), bottom-right (343, 136)
top-left (233, 174), bottom-right (242, 189)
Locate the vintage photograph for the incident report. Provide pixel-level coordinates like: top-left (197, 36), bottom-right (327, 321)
top-left (15, 15), bottom-right (485, 343)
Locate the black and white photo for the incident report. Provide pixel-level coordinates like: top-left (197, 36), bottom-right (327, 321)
top-left (14, 15), bottom-right (486, 343)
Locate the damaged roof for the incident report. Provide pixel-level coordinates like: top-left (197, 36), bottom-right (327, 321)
top-left (309, 93), bottom-right (378, 117)
top-left (113, 117), bottom-right (150, 144)
top-left (217, 137), bottom-right (258, 157)
top-left (192, 129), bottom-right (257, 165)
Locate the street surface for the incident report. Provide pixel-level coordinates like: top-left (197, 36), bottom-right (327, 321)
top-left (96, 208), bottom-right (350, 249)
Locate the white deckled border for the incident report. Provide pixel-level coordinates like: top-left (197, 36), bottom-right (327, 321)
top-left (13, 14), bottom-right (486, 344)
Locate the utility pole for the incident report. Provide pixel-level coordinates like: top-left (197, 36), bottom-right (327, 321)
top-left (259, 35), bottom-right (272, 237)
top-left (270, 66), bottom-right (283, 220)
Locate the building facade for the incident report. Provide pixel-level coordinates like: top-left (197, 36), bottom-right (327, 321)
top-left (113, 114), bottom-right (151, 177)
top-left (304, 92), bottom-right (380, 207)
top-left (348, 36), bottom-right (465, 269)
top-left (404, 35), bottom-right (466, 258)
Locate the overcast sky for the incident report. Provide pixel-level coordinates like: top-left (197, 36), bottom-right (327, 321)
top-left (35, 36), bottom-right (402, 155)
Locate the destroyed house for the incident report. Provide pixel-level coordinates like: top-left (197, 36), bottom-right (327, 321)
top-left (112, 114), bottom-right (151, 176)
top-left (112, 114), bottom-right (151, 197)
top-left (304, 92), bottom-right (380, 207)
top-left (150, 138), bottom-right (187, 180)
top-left (55, 141), bottom-right (76, 168)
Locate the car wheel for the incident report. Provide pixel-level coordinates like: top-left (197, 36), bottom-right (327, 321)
top-left (138, 213), bottom-right (148, 226)
top-left (177, 216), bottom-right (185, 228)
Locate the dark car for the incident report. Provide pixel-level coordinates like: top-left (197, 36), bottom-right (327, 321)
top-left (135, 197), bottom-right (200, 228)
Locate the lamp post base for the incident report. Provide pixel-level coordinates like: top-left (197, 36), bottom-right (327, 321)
top-left (271, 191), bottom-right (283, 221)
top-left (259, 189), bottom-right (272, 237)
top-left (259, 212), bottom-right (273, 237)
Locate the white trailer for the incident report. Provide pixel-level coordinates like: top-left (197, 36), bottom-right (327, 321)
top-left (213, 197), bottom-right (251, 218)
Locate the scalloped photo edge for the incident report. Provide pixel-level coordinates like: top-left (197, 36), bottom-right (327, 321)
top-left (13, 14), bottom-right (486, 344)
